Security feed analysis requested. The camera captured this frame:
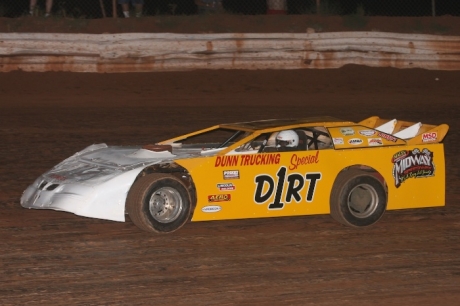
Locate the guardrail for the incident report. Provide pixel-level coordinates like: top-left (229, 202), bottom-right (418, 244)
top-left (1, 31), bottom-right (459, 72)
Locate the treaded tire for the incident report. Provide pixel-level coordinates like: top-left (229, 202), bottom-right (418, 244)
top-left (126, 174), bottom-right (191, 233)
top-left (330, 169), bottom-right (387, 227)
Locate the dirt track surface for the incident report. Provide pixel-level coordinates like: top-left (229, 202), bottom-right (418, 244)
top-left (1, 66), bottom-right (460, 305)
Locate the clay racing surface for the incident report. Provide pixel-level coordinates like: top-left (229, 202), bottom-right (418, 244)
top-left (1, 66), bottom-right (460, 304)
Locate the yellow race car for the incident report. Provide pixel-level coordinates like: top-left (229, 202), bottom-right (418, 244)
top-left (21, 116), bottom-right (449, 233)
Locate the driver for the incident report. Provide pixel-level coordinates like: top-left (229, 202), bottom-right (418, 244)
top-left (275, 130), bottom-right (299, 151)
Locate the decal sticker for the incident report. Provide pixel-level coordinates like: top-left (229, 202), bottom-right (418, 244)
top-left (215, 154), bottom-right (280, 167)
top-left (223, 170), bottom-right (239, 180)
top-left (333, 138), bottom-right (344, 145)
top-left (359, 130), bottom-right (376, 137)
top-left (392, 148), bottom-right (435, 188)
top-left (340, 127), bottom-right (354, 136)
top-left (208, 194), bottom-right (231, 202)
top-left (254, 167), bottom-right (322, 210)
top-left (377, 132), bottom-right (397, 142)
top-left (217, 183), bottom-right (236, 191)
top-left (422, 132), bottom-right (437, 142)
top-left (368, 138), bottom-right (383, 146)
top-left (215, 155), bottom-right (239, 167)
top-left (202, 205), bottom-right (222, 213)
top-left (289, 152), bottom-right (319, 170)
top-left (240, 154), bottom-right (280, 166)
top-left (348, 138), bottom-right (363, 145)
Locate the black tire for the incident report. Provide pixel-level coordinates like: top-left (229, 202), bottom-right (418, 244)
top-left (330, 169), bottom-right (387, 227)
top-left (126, 174), bottom-right (192, 233)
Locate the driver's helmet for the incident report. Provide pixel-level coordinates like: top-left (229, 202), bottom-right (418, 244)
top-left (276, 130), bottom-right (299, 148)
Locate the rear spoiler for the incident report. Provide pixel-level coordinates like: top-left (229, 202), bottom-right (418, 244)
top-left (359, 116), bottom-right (449, 145)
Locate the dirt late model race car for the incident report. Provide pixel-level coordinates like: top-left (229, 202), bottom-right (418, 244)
top-left (21, 116), bottom-right (449, 233)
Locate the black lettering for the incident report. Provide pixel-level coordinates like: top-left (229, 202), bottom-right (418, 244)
top-left (254, 175), bottom-right (274, 203)
top-left (269, 167), bottom-right (286, 209)
top-left (305, 173), bottom-right (322, 202)
top-left (285, 174), bottom-right (304, 203)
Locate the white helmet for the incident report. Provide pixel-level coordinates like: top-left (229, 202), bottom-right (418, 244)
top-left (276, 130), bottom-right (299, 148)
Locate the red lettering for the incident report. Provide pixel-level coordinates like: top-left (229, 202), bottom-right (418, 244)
top-left (239, 154), bottom-right (281, 166)
top-left (422, 132), bottom-right (437, 142)
top-left (274, 154), bottom-right (280, 164)
top-left (215, 156), bottom-right (239, 167)
top-left (289, 151), bottom-right (319, 170)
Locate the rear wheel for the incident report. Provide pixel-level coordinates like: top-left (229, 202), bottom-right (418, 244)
top-left (126, 174), bottom-right (191, 233)
top-left (330, 169), bottom-right (387, 227)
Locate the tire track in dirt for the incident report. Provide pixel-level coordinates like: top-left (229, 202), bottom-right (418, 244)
top-left (1, 66), bottom-right (460, 305)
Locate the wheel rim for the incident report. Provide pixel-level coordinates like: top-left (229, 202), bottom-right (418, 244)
top-left (347, 183), bottom-right (379, 218)
top-left (148, 187), bottom-right (183, 223)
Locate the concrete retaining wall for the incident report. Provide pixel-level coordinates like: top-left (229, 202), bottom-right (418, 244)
top-left (1, 32), bottom-right (459, 72)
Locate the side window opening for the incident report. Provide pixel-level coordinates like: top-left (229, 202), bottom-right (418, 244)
top-left (262, 127), bottom-right (332, 152)
top-left (300, 127), bottom-right (333, 150)
top-left (234, 127), bottom-right (333, 154)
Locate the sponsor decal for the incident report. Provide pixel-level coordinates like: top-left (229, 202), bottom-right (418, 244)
top-left (340, 127), bottom-right (355, 136)
top-left (333, 138), bottom-right (344, 145)
top-left (392, 148), bottom-right (435, 188)
top-left (392, 150), bottom-right (408, 162)
top-left (215, 154), bottom-right (280, 167)
top-left (348, 138), bottom-right (363, 145)
top-left (289, 151), bottom-right (319, 170)
top-left (422, 132), bottom-right (437, 142)
top-left (368, 138), bottom-right (383, 146)
top-left (377, 132), bottom-right (397, 142)
top-left (254, 167), bottom-right (322, 210)
top-left (202, 205), bottom-right (222, 213)
top-left (215, 155), bottom-right (239, 167)
top-left (217, 183), bottom-right (236, 191)
top-left (208, 194), bottom-right (231, 202)
top-left (223, 170), bottom-right (239, 180)
top-left (359, 130), bottom-right (376, 137)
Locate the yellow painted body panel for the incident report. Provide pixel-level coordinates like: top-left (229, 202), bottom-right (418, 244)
top-left (174, 143), bottom-right (445, 222)
top-left (158, 116), bottom-right (447, 223)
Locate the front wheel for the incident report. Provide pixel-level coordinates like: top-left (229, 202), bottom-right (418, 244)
top-left (126, 174), bottom-right (192, 233)
top-left (330, 169), bottom-right (387, 227)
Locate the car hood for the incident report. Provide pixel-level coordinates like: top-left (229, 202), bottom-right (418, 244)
top-left (42, 143), bottom-right (178, 185)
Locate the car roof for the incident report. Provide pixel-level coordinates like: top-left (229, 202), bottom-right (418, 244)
top-left (158, 116), bottom-right (357, 145)
top-left (219, 116), bottom-right (354, 131)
